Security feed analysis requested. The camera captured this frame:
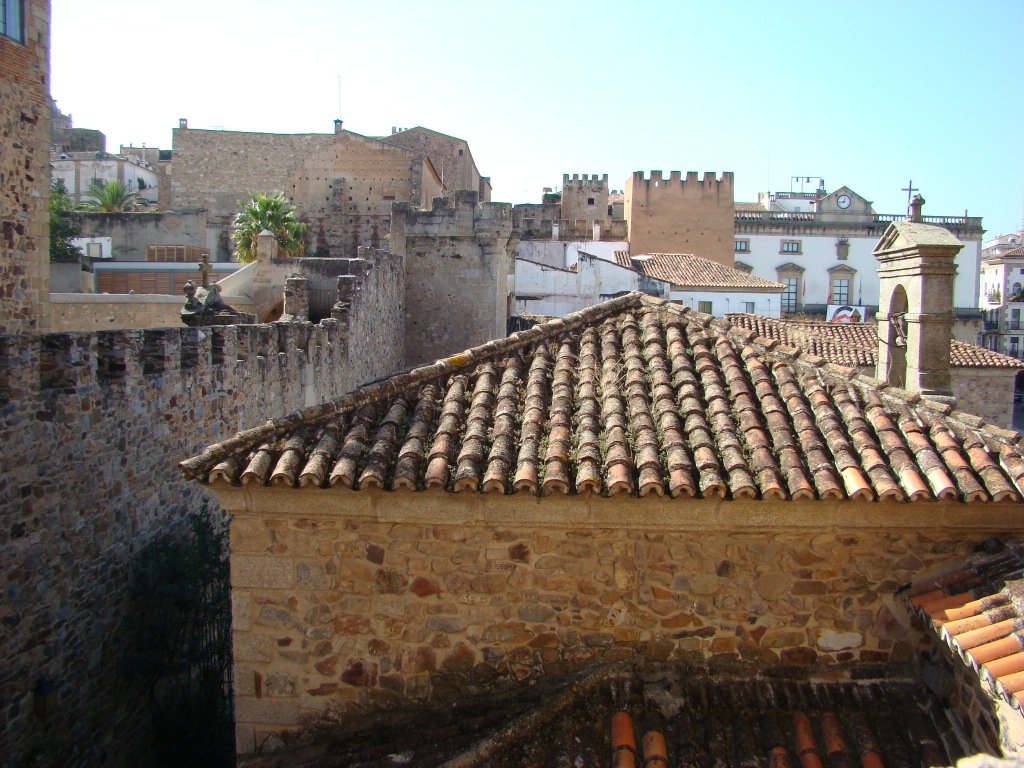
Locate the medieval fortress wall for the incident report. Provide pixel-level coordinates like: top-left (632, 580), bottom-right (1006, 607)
top-left (170, 126), bottom-right (443, 259)
top-left (0, 249), bottom-right (406, 767)
top-left (624, 171), bottom-right (735, 266)
top-left (0, 0), bottom-right (51, 335)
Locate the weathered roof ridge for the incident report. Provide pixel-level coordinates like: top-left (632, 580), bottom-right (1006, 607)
top-left (181, 294), bottom-right (1024, 499)
top-left (178, 293), bottom-right (646, 480)
top-left (643, 297), bottom-right (1023, 450)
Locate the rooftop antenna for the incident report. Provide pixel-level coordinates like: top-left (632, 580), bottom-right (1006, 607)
top-left (337, 75), bottom-right (342, 121)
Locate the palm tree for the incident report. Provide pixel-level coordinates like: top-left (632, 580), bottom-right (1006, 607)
top-left (231, 192), bottom-right (307, 263)
top-left (78, 179), bottom-right (140, 212)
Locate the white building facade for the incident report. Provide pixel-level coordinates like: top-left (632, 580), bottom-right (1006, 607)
top-left (980, 246), bottom-right (1024, 359)
top-left (734, 186), bottom-right (983, 318)
top-left (51, 151), bottom-right (159, 203)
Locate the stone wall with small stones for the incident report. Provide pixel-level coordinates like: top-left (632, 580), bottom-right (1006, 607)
top-left (219, 500), bottom-right (985, 759)
top-left (951, 367), bottom-right (1018, 431)
top-left (0, 0), bottom-right (51, 334)
top-left (0, 254), bottom-right (405, 768)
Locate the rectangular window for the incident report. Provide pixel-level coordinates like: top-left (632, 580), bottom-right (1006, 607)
top-left (86, 242), bottom-right (103, 258)
top-left (781, 240), bottom-right (801, 253)
top-left (1011, 337), bottom-right (1020, 357)
top-left (832, 278), bottom-right (850, 305)
top-left (781, 277), bottom-right (799, 313)
top-left (1, 0), bottom-right (23, 43)
top-left (698, 300), bottom-right (713, 314)
top-left (587, 197), bottom-right (595, 205)
top-left (734, 239), bottom-right (749, 252)
top-left (742, 302), bottom-right (755, 313)
top-left (1012, 308), bottom-right (1021, 331)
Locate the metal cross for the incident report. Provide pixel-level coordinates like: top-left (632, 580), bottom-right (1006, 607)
top-left (901, 180), bottom-right (919, 207)
top-left (197, 252), bottom-right (212, 288)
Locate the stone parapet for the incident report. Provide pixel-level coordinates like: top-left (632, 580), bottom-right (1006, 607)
top-left (0, 247), bottom-right (405, 766)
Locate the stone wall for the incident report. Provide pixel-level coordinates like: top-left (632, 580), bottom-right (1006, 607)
top-left (170, 126), bottom-right (442, 259)
top-left (0, 0), bottom-right (50, 333)
top-left (212, 488), bottom-right (995, 760)
top-left (381, 127), bottom-right (488, 201)
top-left (0, 254), bottom-right (406, 768)
top-left (624, 171), bottom-right (735, 266)
top-left (49, 293), bottom-right (184, 331)
top-left (951, 367), bottom-right (1017, 430)
top-left (392, 193), bottom-right (516, 365)
top-left (73, 209), bottom-right (208, 262)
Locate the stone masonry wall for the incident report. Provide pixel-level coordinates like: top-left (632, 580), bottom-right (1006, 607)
top-left (393, 193), bottom-right (516, 366)
top-left (219, 498), bottom-right (982, 760)
top-left (624, 171), bottom-right (735, 267)
top-left (381, 128), bottom-right (485, 200)
top-left (0, 256), bottom-right (405, 768)
top-left (171, 127), bottom-right (442, 259)
top-left (0, 0), bottom-right (51, 333)
top-left (951, 367), bottom-right (1017, 430)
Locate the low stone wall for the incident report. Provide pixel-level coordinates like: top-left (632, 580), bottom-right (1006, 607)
top-left (1, 254), bottom-right (406, 767)
top-left (952, 367), bottom-right (1017, 430)
top-left (214, 488), bottom-right (998, 759)
top-left (49, 293), bottom-right (184, 331)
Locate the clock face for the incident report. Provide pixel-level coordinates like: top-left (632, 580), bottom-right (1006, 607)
top-left (837, 194), bottom-right (852, 209)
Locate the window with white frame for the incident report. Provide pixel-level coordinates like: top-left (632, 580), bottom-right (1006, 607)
top-left (735, 239), bottom-right (750, 252)
top-left (781, 240), bottom-right (801, 254)
top-left (698, 300), bottom-right (712, 314)
top-left (781, 277), bottom-right (799, 313)
top-left (1, 0), bottom-right (23, 43)
top-left (831, 277), bottom-right (850, 305)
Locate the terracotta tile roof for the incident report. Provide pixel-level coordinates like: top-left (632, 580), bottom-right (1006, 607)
top-left (735, 202), bottom-right (767, 211)
top-left (906, 541), bottom-right (1024, 712)
top-left (726, 313), bottom-right (1024, 370)
top-left (180, 293), bottom-right (1024, 502)
top-left (611, 252), bottom-right (785, 291)
top-left (455, 672), bottom-right (967, 768)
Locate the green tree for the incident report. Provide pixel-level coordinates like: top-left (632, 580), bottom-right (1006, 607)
top-left (78, 179), bottom-right (139, 212)
top-left (231, 191), bottom-right (307, 263)
top-left (49, 179), bottom-right (82, 262)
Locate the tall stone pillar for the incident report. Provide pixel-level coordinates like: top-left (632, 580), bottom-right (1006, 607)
top-left (283, 275), bottom-right (308, 322)
top-left (873, 203), bottom-right (962, 404)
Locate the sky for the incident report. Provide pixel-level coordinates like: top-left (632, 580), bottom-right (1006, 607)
top-left (50, 0), bottom-right (1024, 238)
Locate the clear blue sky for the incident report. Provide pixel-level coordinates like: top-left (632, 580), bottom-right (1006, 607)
top-left (51, 0), bottom-right (1024, 236)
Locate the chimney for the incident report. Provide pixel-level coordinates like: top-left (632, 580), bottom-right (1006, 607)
top-left (873, 198), bottom-right (963, 405)
top-left (334, 119), bottom-right (344, 134)
top-left (908, 193), bottom-right (925, 223)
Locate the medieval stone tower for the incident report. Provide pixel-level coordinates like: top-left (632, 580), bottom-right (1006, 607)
top-left (391, 192), bottom-right (517, 366)
top-left (874, 196), bottom-right (962, 402)
top-left (624, 171), bottom-right (735, 266)
top-left (560, 174), bottom-right (609, 232)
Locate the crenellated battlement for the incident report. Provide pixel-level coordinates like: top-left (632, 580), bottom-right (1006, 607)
top-left (562, 173), bottom-right (609, 190)
top-left (629, 170), bottom-right (734, 194)
top-left (625, 170), bottom-right (736, 265)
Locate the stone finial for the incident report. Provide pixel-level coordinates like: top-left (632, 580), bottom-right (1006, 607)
top-left (197, 252), bottom-right (212, 288)
top-left (256, 230), bottom-right (279, 265)
top-left (908, 194), bottom-right (925, 223)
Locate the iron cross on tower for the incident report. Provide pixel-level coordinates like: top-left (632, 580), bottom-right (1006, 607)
top-left (901, 180), bottom-right (919, 215)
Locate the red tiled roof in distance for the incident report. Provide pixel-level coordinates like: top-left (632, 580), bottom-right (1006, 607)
top-left (180, 293), bottom-right (1024, 503)
top-left (726, 313), bottom-right (1024, 370)
top-left (611, 252), bottom-right (785, 291)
